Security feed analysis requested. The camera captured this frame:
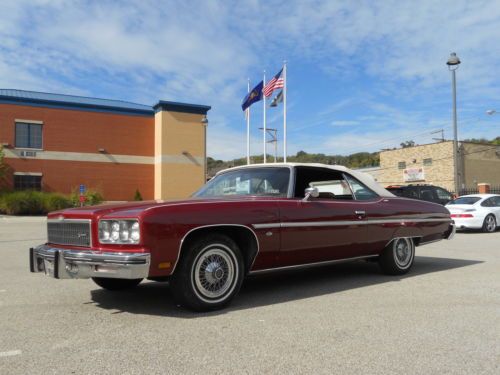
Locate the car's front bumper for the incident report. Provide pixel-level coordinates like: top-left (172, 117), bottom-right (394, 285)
top-left (30, 244), bottom-right (150, 280)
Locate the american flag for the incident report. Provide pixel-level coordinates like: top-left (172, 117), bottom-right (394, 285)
top-left (263, 68), bottom-right (284, 97)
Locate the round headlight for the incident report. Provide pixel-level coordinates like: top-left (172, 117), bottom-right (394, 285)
top-left (119, 221), bottom-right (130, 241)
top-left (99, 221), bottom-right (110, 240)
top-left (130, 222), bottom-right (140, 242)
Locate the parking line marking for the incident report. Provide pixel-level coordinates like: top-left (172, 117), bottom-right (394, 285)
top-left (0, 350), bottom-right (22, 357)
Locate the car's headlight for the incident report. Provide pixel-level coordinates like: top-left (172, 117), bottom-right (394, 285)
top-left (99, 219), bottom-right (140, 244)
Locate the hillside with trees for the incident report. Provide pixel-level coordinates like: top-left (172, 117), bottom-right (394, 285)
top-left (207, 150), bottom-right (380, 177)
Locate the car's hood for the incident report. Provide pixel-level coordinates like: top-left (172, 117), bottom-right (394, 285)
top-left (47, 196), bottom-right (280, 219)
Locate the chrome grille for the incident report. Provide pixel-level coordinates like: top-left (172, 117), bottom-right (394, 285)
top-left (47, 220), bottom-right (91, 247)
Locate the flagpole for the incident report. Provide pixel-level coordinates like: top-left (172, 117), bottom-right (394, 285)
top-left (283, 61), bottom-right (287, 163)
top-left (246, 78), bottom-right (250, 165)
top-left (263, 70), bottom-right (267, 164)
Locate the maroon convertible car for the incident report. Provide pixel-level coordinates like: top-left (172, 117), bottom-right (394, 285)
top-left (30, 163), bottom-right (455, 311)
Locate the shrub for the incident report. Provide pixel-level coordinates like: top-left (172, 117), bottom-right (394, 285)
top-left (0, 191), bottom-right (71, 215)
top-left (70, 188), bottom-right (104, 207)
top-left (42, 193), bottom-right (72, 212)
top-left (133, 189), bottom-right (143, 201)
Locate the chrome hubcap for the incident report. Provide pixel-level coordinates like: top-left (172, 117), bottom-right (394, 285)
top-left (394, 238), bottom-right (413, 268)
top-left (193, 247), bottom-right (235, 300)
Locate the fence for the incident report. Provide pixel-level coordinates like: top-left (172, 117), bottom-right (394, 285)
top-left (459, 186), bottom-right (500, 195)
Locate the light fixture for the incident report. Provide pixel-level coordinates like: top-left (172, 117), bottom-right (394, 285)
top-left (201, 116), bottom-right (208, 125)
top-left (98, 148), bottom-right (106, 153)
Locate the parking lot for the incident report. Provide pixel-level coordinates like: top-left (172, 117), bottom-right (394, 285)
top-left (0, 216), bottom-right (499, 374)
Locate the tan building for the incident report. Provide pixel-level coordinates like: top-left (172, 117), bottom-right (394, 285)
top-left (378, 140), bottom-right (500, 193)
top-left (0, 89), bottom-right (210, 200)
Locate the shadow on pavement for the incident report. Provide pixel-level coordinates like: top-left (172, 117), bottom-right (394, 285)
top-left (89, 255), bottom-right (482, 318)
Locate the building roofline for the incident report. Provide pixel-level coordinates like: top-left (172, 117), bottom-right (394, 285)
top-left (153, 100), bottom-right (211, 115)
top-left (0, 89), bottom-right (211, 117)
top-left (380, 140), bottom-right (499, 154)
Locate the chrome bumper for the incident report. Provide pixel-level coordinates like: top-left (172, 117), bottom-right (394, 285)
top-left (445, 222), bottom-right (456, 240)
top-left (30, 244), bottom-right (150, 280)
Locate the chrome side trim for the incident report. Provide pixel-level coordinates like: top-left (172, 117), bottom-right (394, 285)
top-left (248, 255), bottom-right (378, 275)
top-left (174, 224), bottom-right (261, 274)
top-left (252, 218), bottom-right (451, 229)
top-left (253, 223), bottom-right (281, 229)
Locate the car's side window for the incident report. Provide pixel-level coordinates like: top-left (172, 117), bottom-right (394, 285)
top-left (493, 197), bottom-right (500, 207)
top-left (294, 167), bottom-right (353, 200)
top-left (402, 188), bottom-right (418, 199)
top-left (481, 198), bottom-right (493, 207)
top-left (419, 187), bottom-right (436, 201)
top-left (343, 174), bottom-right (379, 200)
top-left (436, 188), bottom-right (452, 200)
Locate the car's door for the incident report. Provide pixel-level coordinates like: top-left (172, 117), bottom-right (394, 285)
top-left (277, 167), bottom-right (377, 267)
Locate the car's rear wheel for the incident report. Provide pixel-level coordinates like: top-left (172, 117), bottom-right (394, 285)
top-left (379, 237), bottom-right (415, 275)
top-left (92, 277), bottom-right (143, 290)
top-left (482, 214), bottom-right (497, 233)
top-left (170, 234), bottom-right (244, 311)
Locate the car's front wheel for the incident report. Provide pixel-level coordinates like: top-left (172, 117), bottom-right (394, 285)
top-left (170, 234), bottom-right (244, 311)
top-left (378, 237), bottom-right (415, 275)
top-left (92, 277), bottom-right (143, 290)
top-left (482, 214), bottom-right (497, 233)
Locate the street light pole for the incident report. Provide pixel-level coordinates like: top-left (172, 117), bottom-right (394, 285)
top-left (447, 52), bottom-right (461, 195)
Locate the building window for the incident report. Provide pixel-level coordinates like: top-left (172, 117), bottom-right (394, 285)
top-left (398, 161), bottom-right (406, 170)
top-left (15, 122), bottom-right (42, 149)
top-left (423, 158), bottom-right (432, 166)
top-left (14, 174), bottom-right (42, 191)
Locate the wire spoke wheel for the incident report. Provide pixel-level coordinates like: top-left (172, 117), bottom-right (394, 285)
top-left (393, 238), bottom-right (413, 268)
top-left (393, 238), bottom-right (414, 268)
top-left (192, 246), bottom-right (236, 301)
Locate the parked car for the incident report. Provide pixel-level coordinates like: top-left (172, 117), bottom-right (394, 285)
top-left (386, 184), bottom-right (454, 205)
top-left (30, 163), bottom-right (455, 311)
top-left (446, 194), bottom-right (500, 232)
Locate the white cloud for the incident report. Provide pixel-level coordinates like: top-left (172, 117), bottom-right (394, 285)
top-left (1, 0), bottom-right (499, 159)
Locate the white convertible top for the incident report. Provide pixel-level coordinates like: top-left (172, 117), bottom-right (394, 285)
top-left (216, 163), bottom-right (395, 198)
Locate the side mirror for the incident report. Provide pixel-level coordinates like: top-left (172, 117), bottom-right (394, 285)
top-left (303, 187), bottom-right (319, 201)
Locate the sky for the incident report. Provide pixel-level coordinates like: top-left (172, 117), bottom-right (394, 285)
top-left (1, 0), bottom-right (499, 160)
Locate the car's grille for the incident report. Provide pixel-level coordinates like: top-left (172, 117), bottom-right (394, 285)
top-left (47, 220), bottom-right (91, 247)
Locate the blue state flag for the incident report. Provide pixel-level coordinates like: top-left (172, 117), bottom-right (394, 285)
top-left (241, 81), bottom-right (263, 111)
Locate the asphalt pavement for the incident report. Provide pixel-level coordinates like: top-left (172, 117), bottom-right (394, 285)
top-left (0, 216), bottom-right (499, 374)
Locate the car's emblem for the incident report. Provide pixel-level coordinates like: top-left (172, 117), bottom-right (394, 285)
top-left (77, 233), bottom-right (88, 238)
top-left (57, 215), bottom-right (65, 221)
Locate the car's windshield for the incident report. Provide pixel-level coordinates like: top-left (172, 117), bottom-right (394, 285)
top-left (448, 197), bottom-right (481, 205)
top-left (194, 167), bottom-right (290, 197)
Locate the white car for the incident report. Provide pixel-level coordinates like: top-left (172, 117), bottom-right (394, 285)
top-left (446, 194), bottom-right (500, 232)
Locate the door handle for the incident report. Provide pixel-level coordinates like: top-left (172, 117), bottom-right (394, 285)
top-left (355, 210), bottom-right (366, 218)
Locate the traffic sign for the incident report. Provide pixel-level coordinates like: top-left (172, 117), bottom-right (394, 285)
top-left (79, 184), bottom-right (86, 194)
